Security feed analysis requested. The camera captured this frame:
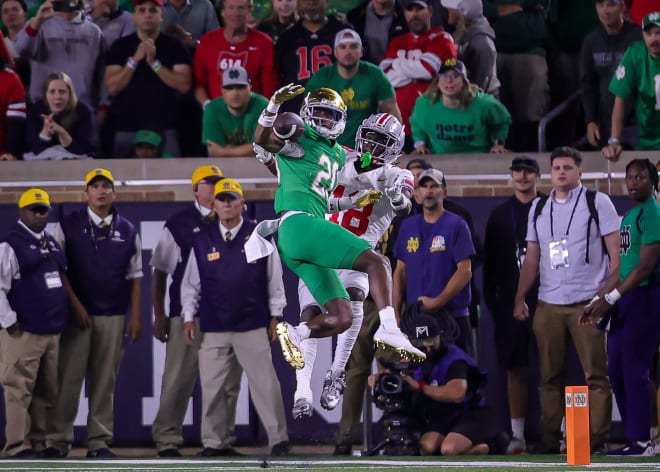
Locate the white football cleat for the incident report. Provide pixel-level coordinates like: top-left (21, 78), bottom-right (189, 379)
top-left (373, 325), bottom-right (426, 361)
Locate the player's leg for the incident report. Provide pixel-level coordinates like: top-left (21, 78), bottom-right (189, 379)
top-left (351, 249), bottom-right (424, 360)
top-left (320, 271), bottom-right (367, 411)
top-left (292, 279), bottom-right (322, 418)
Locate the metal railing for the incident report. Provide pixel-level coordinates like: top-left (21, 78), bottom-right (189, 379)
top-left (537, 89), bottom-right (582, 152)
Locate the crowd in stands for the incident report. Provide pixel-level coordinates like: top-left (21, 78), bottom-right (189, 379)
top-left (0, 0), bottom-right (659, 161)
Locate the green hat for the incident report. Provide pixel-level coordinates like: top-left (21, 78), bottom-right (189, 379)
top-left (134, 130), bottom-right (163, 147)
top-left (642, 12), bottom-right (660, 30)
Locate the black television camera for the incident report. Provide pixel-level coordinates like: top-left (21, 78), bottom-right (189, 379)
top-left (365, 360), bottom-right (420, 456)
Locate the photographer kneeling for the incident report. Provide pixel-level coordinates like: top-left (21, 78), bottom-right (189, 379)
top-left (371, 311), bottom-right (506, 456)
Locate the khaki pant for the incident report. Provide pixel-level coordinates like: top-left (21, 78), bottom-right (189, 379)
top-left (47, 316), bottom-right (125, 451)
top-left (198, 328), bottom-right (288, 448)
top-left (151, 317), bottom-right (243, 451)
top-left (0, 330), bottom-right (60, 456)
top-left (335, 299), bottom-right (380, 445)
top-left (533, 301), bottom-right (612, 447)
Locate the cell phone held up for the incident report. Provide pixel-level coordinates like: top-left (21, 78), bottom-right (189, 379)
top-left (52, 0), bottom-right (79, 12)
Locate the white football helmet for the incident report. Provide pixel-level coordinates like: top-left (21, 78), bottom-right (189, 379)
top-left (300, 88), bottom-right (347, 140)
top-left (355, 113), bottom-right (405, 165)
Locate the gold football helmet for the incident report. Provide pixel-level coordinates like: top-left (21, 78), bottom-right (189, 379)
top-left (300, 88), bottom-right (347, 140)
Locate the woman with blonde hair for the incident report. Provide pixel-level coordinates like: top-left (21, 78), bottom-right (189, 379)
top-left (24, 71), bottom-right (95, 159)
top-left (257, 0), bottom-right (298, 44)
top-left (410, 58), bottom-right (510, 155)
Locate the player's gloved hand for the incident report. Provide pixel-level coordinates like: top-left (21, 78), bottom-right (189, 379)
top-left (253, 143), bottom-right (275, 165)
top-left (354, 189), bottom-right (383, 208)
top-left (384, 174), bottom-right (405, 205)
top-left (271, 84), bottom-right (305, 105)
top-left (328, 189), bottom-right (383, 213)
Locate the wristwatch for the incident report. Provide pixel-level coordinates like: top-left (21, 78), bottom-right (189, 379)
top-left (607, 137), bottom-right (620, 145)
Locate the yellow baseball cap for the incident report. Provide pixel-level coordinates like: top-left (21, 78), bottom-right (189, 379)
top-left (18, 188), bottom-right (51, 209)
top-left (191, 165), bottom-right (223, 187)
top-left (85, 168), bottom-right (115, 187)
top-left (214, 178), bottom-right (243, 199)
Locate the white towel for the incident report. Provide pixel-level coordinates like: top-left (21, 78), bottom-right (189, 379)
top-left (244, 211), bottom-right (307, 263)
top-left (244, 218), bottom-right (280, 263)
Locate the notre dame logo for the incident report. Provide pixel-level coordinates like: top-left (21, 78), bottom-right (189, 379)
top-left (341, 88), bottom-right (355, 104)
top-left (620, 224), bottom-right (631, 255)
top-left (443, 57), bottom-right (457, 68)
top-left (229, 69), bottom-right (240, 79)
top-left (406, 236), bottom-right (420, 253)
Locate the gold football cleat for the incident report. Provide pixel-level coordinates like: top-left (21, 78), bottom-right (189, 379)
top-left (276, 322), bottom-right (305, 369)
top-left (373, 338), bottom-right (426, 363)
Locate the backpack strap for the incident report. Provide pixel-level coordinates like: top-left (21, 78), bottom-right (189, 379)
top-left (635, 207), bottom-right (644, 234)
top-left (532, 195), bottom-right (549, 239)
top-left (585, 189), bottom-right (607, 264)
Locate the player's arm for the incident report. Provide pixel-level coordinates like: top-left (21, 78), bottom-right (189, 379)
top-left (385, 169), bottom-right (414, 218)
top-left (254, 83), bottom-right (305, 154)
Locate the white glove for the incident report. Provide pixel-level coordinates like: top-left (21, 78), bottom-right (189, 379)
top-left (253, 143), bottom-right (275, 165)
top-left (385, 174), bottom-right (405, 204)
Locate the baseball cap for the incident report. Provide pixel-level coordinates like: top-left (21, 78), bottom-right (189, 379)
top-left (214, 178), bottom-right (243, 199)
top-left (222, 66), bottom-right (250, 88)
top-left (402, 312), bottom-right (441, 348)
top-left (191, 165), bottom-right (223, 187)
top-left (134, 0), bottom-right (163, 6)
top-left (642, 12), bottom-right (660, 30)
top-left (404, 0), bottom-right (429, 8)
top-left (406, 158), bottom-right (432, 171)
top-left (419, 168), bottom-right (447, 187)
top-left (510, 155), bottom-right (540, 174)
top-left (134, 130), bottom-right (162, 147)
top-left (438, 58), bottom-right (468, 80)
top-left (334, 28), bottom-right (362, 48)
top-left (18, 188), bottom-right (51, 210)
top-left (85, 168), bottom-right (114, 187)
top-left (440, 0), bottom-right (483, 19)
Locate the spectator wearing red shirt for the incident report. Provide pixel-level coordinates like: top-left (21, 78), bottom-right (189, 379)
top-left (0, 31), bottom-right (26, 161)
top-left (194, 0), bottom-right (278, 108)
top-left (379, 0), bottom-right (456, 151)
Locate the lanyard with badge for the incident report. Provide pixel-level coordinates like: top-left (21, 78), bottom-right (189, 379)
top-left (548, 187), bottom-right (583, 270)
top-left (39, 235), bottom-right (63, 289)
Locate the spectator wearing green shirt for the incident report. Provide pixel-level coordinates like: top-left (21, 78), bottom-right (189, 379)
top-left (203, 65), bottom-right (268, 157)
top-left (603, 12), bottom-right (660, 161)
top-left (410, 58), bottom-right (510, 155)
top-left (305, 28), bottom-right (401, 148)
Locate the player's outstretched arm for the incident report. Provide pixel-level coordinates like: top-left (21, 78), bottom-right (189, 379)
top-left (254, 83), bottom-right (305, 154)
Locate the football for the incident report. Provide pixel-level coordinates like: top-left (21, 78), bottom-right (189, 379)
top-left (273, 112), bottom-right (305, 141)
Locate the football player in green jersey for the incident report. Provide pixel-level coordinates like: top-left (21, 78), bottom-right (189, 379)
top-left (253, 84), bottom-right (425, 370)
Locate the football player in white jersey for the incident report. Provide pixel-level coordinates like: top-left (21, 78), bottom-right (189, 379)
top-left (292, 113), bottom-right (415, 418)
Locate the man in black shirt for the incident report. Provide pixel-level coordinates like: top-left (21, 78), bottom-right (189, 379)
top-left (483, 155), bottom-right (542, 454)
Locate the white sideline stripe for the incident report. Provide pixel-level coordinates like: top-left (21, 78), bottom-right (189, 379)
top-left (0, 172), bottom-right (625, 188)
top-left (1, 459), bottom-right (658, 468)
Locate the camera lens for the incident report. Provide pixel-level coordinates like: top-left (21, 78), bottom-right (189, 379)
top-left (379, 373), bottom-right (402, 394)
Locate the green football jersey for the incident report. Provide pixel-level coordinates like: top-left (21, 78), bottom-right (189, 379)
top-left (609, 41), bottom-right (660, 150)
top-left (202, 93), bottom-right (268, 146)
top-left (274, 124), bottom-right (346, 218)
top-left (619, 196), bottom-right (660, 285)
top-left (306, 62), bottom-right (395, 147)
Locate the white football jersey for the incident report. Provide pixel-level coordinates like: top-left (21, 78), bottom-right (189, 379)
top-left (328, 150), bottom-right (414, 248)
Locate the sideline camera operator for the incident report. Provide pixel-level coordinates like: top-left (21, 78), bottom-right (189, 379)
top-left (370, 310), bottom-right (508, 456)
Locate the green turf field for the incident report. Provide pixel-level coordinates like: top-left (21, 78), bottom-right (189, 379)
top-left (1, 456), bottom-right (658, 472)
